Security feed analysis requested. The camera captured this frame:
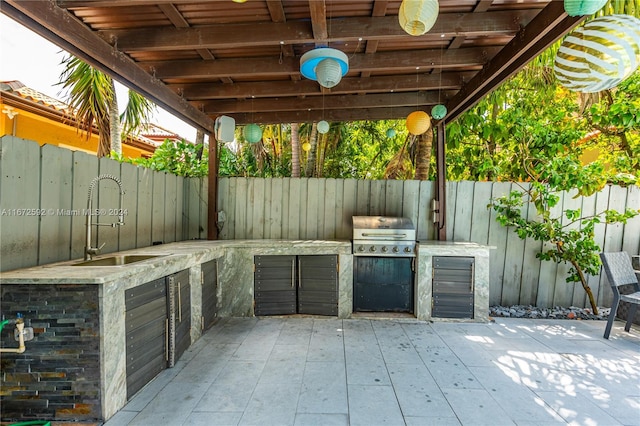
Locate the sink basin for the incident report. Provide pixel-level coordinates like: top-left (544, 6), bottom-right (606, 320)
top-left (73, 254), bottom-right (163, 267)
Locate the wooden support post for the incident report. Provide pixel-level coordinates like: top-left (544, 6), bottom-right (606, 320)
top-left (207, 134), bottom-right (218, 240)
top-left (436, 122), bottom-right (446, 241)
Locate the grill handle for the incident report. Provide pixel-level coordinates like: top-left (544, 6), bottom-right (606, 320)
top-left (360, 233), bottom-right (408, 239)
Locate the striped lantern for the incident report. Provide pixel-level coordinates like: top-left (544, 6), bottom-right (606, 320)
top-left (398, 0), bottom-right (439, 36)
top-left (554, 15), bottom-right (640, 93)
top-left (564, 0), bottom-right (607, 17)
top-left (406, 111), bottom-right (431, 135)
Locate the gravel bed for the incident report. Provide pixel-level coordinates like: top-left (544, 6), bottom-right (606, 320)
top-left (490, 305), bottom-right (610, 320)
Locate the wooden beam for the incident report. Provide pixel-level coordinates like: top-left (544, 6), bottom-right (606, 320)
top-left (445, 1), bottom-right (585, 122)
top-left (3, 0), bottom-right (215, 133)
top-left (98, 11), bottom-right (535, 51)
top-left (171, 73), bottom-right (472, 100)
top-left (229, 106), bottom-right (425, 125)
top-left (308, 0), bottom-right (327, 42)
top-left (202, 91), bottom-right (450, 115)
top-left (144, 47), bottom-right (498, 80)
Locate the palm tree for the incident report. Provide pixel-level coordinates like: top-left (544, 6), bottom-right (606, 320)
top-left (58, 55), bottom-right (154, 158)
top-left (290, 123), bottom-right (301, 177)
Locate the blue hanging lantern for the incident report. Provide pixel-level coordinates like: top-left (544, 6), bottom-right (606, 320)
top-left (563, 0), bottom-right (607, 16)
top-left (431, 104), bottom-right (447, 120)
top-left (243, 124), bottom-right (262, 143)
top-left (386, 129), bottom-right (396, 138)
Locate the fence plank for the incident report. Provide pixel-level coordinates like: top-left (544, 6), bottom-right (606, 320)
top-left (593, 186), bottom-right (611, 306)
top-left (305, 179), bottom-right (321, 239)
top-left (269, 179), bottom-right (284, 239)
top-left (501, 183), bottom-right (526, 306)
top-left (470, 182), bottom-right (492, 245)
top-left (324, 178), bottom-right (337, 239)
top-left (385, 180), bottom-right (403, 217)
top-left (38, 145), bottom-right (73, 265)
top-left (136, 168), bottom-right (153, 247)
top-left (97, 158), bottom-right (122, 255)
top-left (0, 138), bottom-right (41, 270)
top-left (251, 178), bottom-right (265, 239)
top-left (519, 183), bottom-right (543, 305)
top-left (164, 173), bottom-right (178, 244)
top-left (234, 178), bottom-right (248, 239)
top-left (417, 181), bottom-right (434, 241)
top-left (487, 182), bottom-right (511, 305)
top-left (70, 151), bottom-right (99, 259)
top-left (453, 181), bottom-right (473, 242)
top-left (356, 179), bottom-right (371, 216)
top-left (402, 180), bottom-right (420, 234)
top-left (341, 179), bottom-right (358, 238)
top-left (369, 180), bottom-right (386, 215)
top-left (287, 178), bottom-right (302, 239)
top-left (118, 162), bottom-right (138, 251)
top-left (621, 185), bottom-right (640, 255)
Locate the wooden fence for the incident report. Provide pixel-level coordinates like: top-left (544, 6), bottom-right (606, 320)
top-left (0, 136), bottom-right (207, 272)
top-left (217, 177), bottom-right (640, 308)
top-left (2, 136), bottom-right (639, 309)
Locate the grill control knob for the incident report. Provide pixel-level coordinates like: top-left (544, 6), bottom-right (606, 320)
top-left (357, 245), bottom-right (365, 252)
top-left (392, 247), bottom-right (399, 253)
top-left (381, 246), bottom-right (388, 253)
top-left (369, 246), bottom-right (377, 252)
top-left (404, 246), bottom-right (412, 253)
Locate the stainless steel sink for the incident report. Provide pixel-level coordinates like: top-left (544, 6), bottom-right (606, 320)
top-left (72, 254), bottom-right (163, 266)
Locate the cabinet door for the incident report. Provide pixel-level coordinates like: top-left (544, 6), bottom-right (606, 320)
top-left (201, 259), bottom-right (218, 331)
top-left (169, 269), bottom-right (191, 367)
top-left (432, 256), bottom-right (474, 319)
top-left (298, 255), bottom-right (338, 316)
top-left (254, 255), bottom-right (296, 315)
top-left (125, 278), bottom-right (167, 399)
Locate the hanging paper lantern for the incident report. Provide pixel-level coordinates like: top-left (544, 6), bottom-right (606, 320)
top-left (406, 111), bottom-right (431, 135)
top-left (317, 120), bottom-right (330, 134)
top-left (302, 142), bottom-right (311, 152)
top-left (554, 15), bottom-right (640, 93)
top-left (431, 104), bottom-right (447, 120)
top-left (243, 124), bottom-right (262, 143)
top-left (300, 48), bottom-right (349, 89)
top-left (386, 129), bottom-right (397, 138)
top-left (563, 0), bottom-right (607, 17)
top-left (398, 0), bottom-right (439, 36)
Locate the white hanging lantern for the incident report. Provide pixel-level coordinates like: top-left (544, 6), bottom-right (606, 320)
top-left (300, 48), bottom-right (349, 89)
top-left (554, 15), bottom-right (640, 93)
top-left (317, 120), bottom-right (330, 134)
top-left (398, 0), bottom-right (439, 36)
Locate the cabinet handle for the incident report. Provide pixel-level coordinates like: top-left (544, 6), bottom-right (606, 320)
top-left (291, 259), bottom-right (295, 288)
top-left (298, 258), bottom-right (302, 288)
top-left (178, 281), bottom-right (182, 323)
top-left (165, 318), bottom-right (169, 361)
top-left (470, 262), bottom-right (475, 292)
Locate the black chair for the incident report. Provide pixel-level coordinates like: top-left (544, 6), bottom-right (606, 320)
top-left (599, 252), bottom-right (640, 339)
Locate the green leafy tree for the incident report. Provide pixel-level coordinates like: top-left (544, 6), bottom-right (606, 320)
top-left (58, 55), bottom-right (155, 158)
top-left (490, 155), bottom-right (639, 314)
top-left (129, 139), bottom-right (208, 177)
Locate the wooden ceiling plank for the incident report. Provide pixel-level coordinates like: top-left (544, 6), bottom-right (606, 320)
top-left (99, 10), bottom-right (535, 52)
top-left (445, 1), bottom-right (585, 122)
top-left (3, 0), bottom-right (215, 133)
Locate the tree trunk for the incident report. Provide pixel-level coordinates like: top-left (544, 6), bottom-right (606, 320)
top-left (305, 122), bottom-right (318, 177)
top-left (195, 129), bottom-right (205, 160)
top-left (108, 79), bottom-right (122, 156)
top-left (291, 123), bottom-right (301, 178)
top-left (414, 130), bottom-right (433, 180)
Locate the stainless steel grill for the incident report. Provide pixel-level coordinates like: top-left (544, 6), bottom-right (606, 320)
top-left (352, 216), bottom-right (416, 257)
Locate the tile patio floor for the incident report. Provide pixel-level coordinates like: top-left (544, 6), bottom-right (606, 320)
top-left (104, 317), bottom-right (640, 426)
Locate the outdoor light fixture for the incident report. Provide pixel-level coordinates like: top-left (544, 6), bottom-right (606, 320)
top-left (563, 0), bottom-right (607, 16)
top-left (398, 0), bottom-right (439, 36)
top-left (406, 111), bottom-right (431, 135)
top-left (300, 48), bottom-right (349, 89)
top-left (317, 120), bottom-right (330, 134)
top-left (431, 104), bottom-right (447, 120)
top-left (554, 14), bottom-right (640, 93)
top-left (243, 123), bottom-right (262, 143)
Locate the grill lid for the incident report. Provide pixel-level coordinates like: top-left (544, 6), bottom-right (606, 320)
top-left (352, 216), bottom-right (416, 242)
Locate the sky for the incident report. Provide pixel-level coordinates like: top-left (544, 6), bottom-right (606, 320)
top-left (0, 14), bottom-right (198, 140)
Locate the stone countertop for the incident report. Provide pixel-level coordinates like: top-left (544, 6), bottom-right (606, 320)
top-left (0, 240), bottom-right (352, 284)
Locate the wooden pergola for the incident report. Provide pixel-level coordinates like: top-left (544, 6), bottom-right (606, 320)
top-left (2, 0), bottom-right (585, 239)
